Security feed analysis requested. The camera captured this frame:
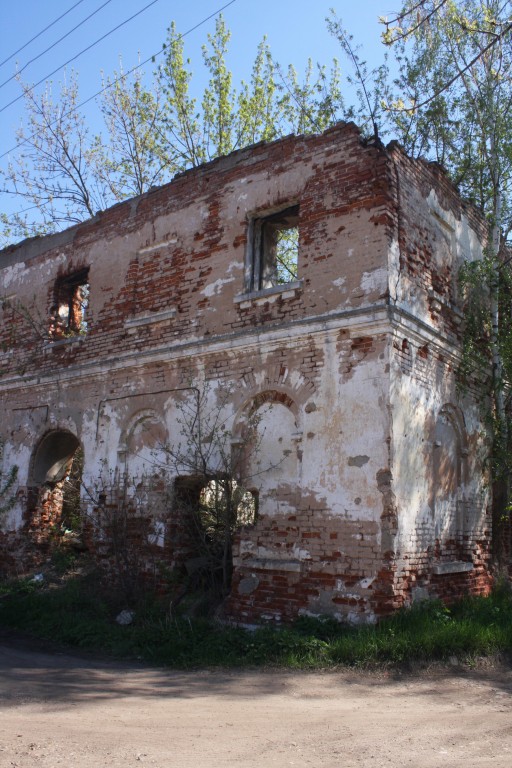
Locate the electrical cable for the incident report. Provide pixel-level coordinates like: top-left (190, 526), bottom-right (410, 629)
top-left (0, 0), bottom-right (87, 69)
top-left (0, 0), bottom-right (116, 90)
top-left (0, 0), bottom-right (162, 114)
top-left (7, 200), bottom-right (50, 216)
top-left (0, 0), bottom-right (238, 163)
top-left (400, 18), bottom-right (512, 112)
top-left (383, 0), bottom-right (451, 43)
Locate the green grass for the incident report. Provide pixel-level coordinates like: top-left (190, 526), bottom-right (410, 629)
top-left (1, 574), bottom-right (511, 669)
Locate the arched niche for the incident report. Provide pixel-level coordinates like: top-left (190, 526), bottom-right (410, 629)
top-left (432, 404), bottom-right (468, 541)
top-left (31, 431), bottom-right (80, 485)
top-left (28, 430), bottom-right (83, 533)
top-left (234, 390), bottom-right (302, 511)
top-left (118, 410), bottom-right (168, 484)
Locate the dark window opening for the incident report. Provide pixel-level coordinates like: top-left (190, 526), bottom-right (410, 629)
top-left (172, 476), bottom-right (258, 597)
top-left (50, 268), bottom-right (90, 339)
top-left (251, 205), bottom-right (299, 291)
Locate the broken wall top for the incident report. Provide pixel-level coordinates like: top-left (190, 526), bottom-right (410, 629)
top-left (0, 122), bottom-right (487, 381)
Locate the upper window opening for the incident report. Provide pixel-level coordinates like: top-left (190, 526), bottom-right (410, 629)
top-left (50, 268), bottom-right (90, 339)
top-left (250, 205), bottom-right (299, 291)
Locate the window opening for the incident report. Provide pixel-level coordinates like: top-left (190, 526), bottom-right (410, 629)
top-left (199, 479), bottom-right (257, 532)
top-left (27, 431), bottom-right (82, 535)
top-left (171, 476), bottom-right (257, 598)
top-left (50, 268), bottom-right (90, 339)
top-left (251, 205), bottom-right (299, 290)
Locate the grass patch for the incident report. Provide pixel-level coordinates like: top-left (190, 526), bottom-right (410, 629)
top-left (1, 573), bottom-right (511, 668)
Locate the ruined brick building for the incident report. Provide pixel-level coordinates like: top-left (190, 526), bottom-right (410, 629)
top-left (0, 122), bottom-right (493, 622)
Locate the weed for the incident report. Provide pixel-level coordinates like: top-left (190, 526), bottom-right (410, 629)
top-left (50, 547), bottom-right (78, 575)
top-left (1, 576), bottom-right (511, 668)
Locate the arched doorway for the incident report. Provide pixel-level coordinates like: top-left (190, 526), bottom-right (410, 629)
top-left (28, 430), bottom-right (82, 535)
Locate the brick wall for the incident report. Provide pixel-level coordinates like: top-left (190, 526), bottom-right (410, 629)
top-left (0, 123), bottom-right (493, 621)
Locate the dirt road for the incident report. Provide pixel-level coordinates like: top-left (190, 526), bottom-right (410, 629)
top-left (1, 634), bottom-right (511, 768)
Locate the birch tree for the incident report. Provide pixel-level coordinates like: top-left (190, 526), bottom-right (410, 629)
top-left (1, 71), bottom-right (110, 239)
top-left (385, 0), bottom-right (512, 557)
top-left (1, 15), bottom-right (344, 245)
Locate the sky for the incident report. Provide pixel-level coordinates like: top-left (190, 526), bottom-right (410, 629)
top-left (0, 0), bottom-right (399, 224)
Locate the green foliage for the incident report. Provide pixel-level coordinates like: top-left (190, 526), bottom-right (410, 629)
top-left (383, 1), bottom-right (512, 554)
top-left (158, 21), bottom-right (205, 169)
top-left (96, 66), bottom-right (169, 198)
top-left (458, 254), bottom-right (512, 493)
top-left (385, 1), bottom-right (512, 235)
top-left (50, 547), bottom-right (79, 576)
top-left (2, 573), bottom-right (512, 669)
top-left (1, 71), bottom-right (108, 239)
top-left (327, 13), bottom-right (389, 139)
top-left (165, 382), bottom-right (262, 597)
top-left (276, 226), bottom-right (299, 284)
top-left (458, 258), bottom-right (494, 380)
top-left (201, 17), bottom-right (235, 158)
top-left (1, 15), bottom-right (345, 245)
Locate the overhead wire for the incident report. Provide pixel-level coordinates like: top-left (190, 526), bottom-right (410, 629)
top-left (0, 0), bottom-right (238, 163)
top-left (0, 0), bottom-right (163, 114)
top-left (397, 18), bottom-right (512, 111)
top-left (6, 200), bottom-right (50, 216)
top-left (383, 0), bottom-right (452, 43)
top-left (0, 0), bottom-right (116, 90)
top-left (0, 0), bottom-right (87, 69)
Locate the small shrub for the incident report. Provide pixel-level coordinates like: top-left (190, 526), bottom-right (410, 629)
top-left (1, 579), bottom-right (512, 668)
top-left (50, 547), bottom-right (79, 575)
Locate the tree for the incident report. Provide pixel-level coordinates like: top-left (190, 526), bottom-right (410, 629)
top-left (71, 382), bottom-right (273, 606)
top-left (327, 12), bottom-right (389, 140)
top-left (163, 382), bottom-right (263, 598)
top-left (1, 71), bottom-right (110, 240)
top-left (384, 0), bottom-right (512, 559)
top-left (1, 16), bottom-right (344, 245)
top-left (95, 65), bottom-right (170, 199)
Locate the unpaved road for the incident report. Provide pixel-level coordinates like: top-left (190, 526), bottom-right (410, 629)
top-left (1, 634), bottom-right (511, 768)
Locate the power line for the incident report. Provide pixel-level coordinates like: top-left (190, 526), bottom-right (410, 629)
top-left (383, 0), bottom-right (451, 43)
top-left (0, 0), bottom-right (116, 90)
top-left (0, 0), bottom-right (238, 164)
top-left (0, 0), bottom-right (87, 70)
top-left (0, 0), bottom-right (162, 114)
top-left (0, 187), bottom-right (54, 215)
top-left (398, 18), bottom-right (512, 112)
top-left (9, 200), bottom-right (52, 216)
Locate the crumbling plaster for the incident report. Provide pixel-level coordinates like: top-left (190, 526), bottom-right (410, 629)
top-left (0, 123), bottom-right (493, 621)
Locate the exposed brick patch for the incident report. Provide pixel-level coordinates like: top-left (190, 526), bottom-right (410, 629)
top-left (0, 123), bottom-right (493, 623)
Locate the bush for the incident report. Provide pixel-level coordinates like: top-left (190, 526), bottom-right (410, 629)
top-left (1, 576), bottom-right (511, 669)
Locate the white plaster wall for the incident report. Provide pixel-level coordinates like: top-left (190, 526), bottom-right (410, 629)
top-left (390, 339), bottom-right (488, 564)
top-left (300, 335), bottom-right (390, 523)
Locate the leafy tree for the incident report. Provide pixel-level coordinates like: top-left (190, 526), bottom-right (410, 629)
top-left (384, 0), bottom-right (512, 558)
top-left (163, 382), bottom-right (262, 597)
top-left (1, 16), bottom-right (344, 245)
top-left (236, 38), bottom-right (282, 145)
top-left (158, 17), bottom-right (344, 164)
top-left (95, 65), bottom-right (170, 199)
top-left (157, 21), bottom-right (205, 169)
top-left (1, 71), bottom-right (110, 239)
top-left (201, 17), bottom-right (236, 158)
top-left (278, 58), bottom-right (344, 135)
top-left (327, 12), bottom-right (389, 140)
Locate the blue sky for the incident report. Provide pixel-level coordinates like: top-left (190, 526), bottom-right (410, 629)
top-left (0, 0), bottom-right (397, 220)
